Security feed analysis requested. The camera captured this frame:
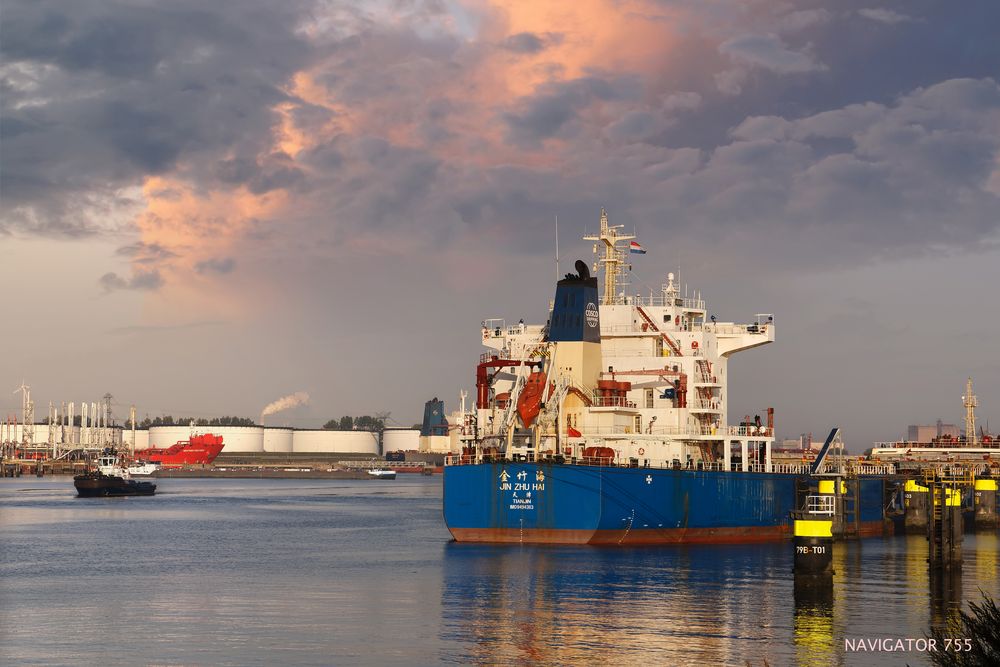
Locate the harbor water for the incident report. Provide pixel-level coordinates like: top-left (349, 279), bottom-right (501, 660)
top-left (1, 477), bottom-right (997, 666)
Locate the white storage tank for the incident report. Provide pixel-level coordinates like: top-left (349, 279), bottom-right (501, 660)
top-left (148, 426), bottom-right (196, 449)
top-left (292, 430), bottom-right (379, 454)
top-left (148, 425), bottom-right (264, 453)
top-left (382, 428), bottom-right (419, 452)
top-left (263, 427), bottom-right (293, 453)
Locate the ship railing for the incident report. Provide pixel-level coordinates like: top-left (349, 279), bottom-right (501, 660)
top-left (446, 454), bottom-right (739, 472)
top-left (771, 463), bottom-right (813, 474)
top-left (592, 396), bottom-right (637, 408)
top-left (480, 350), bottom-right (513, 363)
top-left (600, 321), bottom-right (770, 336)
top-left (600, 324), bottom-right (650, 334)
top-left (625, 295), bottom-right (707, 310)
top-left (851, 464), bottom-right (897, 476)
top-left (591, 348), bottom-right (700, 358)
top-left (710, 323), bottom-right (770, 336)
top-left (805, 495), bottom-right (835, 515)
top-left (914, 462), bottom-right (994, 478)
top-left (727, 425), bottom-right (774, 437)
top-left (871, 441), bottom-right (990, 450)
top-left (561, 425), bottom-right (707, 436)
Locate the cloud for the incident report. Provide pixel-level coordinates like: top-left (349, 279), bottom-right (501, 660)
top-left (858, 8), bottom-right (916, 25)
top-left (0, 0), bottom-right (311, 237)
top-left (216, 153), bottom-right (307, 195)
top-left (714, 68), bottom-right (748, 95)
top-left (777, 9), bottom-right (831, 33)
top-left (501, 32), bottom-right (563, 54)
top-left (99, 268), bottom-right (163, 292)
top-left (719, 34), bottom-right (825, 74)
top-left (6, 0), bottom-right (1000, 296)
top-left (195, 257), bottom-right (236, 274)
top-left (115, 241), bottom-right (179, 264)
top-left (502, 76), bottom-right (641, 146)
top-left (660, 91), bottom-right (702, 112)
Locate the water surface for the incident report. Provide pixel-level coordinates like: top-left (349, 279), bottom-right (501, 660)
top-left (1, 477), bottom-right (996, 666)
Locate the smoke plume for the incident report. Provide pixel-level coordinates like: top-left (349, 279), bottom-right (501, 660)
top-left (261, 391), bottom-right (310, 418)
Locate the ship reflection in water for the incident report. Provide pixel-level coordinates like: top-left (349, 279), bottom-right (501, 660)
top-left (441, 542), bottom-right (790, 665)
top-left (441, 535), bottom-right (1000, 666)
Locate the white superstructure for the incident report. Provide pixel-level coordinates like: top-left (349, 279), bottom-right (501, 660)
top-left (458, 209), bottom-right (776, 472)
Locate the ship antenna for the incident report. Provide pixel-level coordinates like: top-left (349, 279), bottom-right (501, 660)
top-left (555, 215), bottom-right (559, 282)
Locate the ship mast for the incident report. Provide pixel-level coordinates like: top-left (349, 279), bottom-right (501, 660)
top-left (583, 208), bottom-right (634, 305)
top-left (963, 377), bottom-right (977, 447)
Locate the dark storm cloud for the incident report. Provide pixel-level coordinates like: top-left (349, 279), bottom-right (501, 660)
top-left (503, 75), bottom-right (642, 146)
top-left (0, 0), bottom-right (312, 236)
top-left (4, 0), bottom-right (1000, 274)
top-left (216, 153), bottom-right (308, 195)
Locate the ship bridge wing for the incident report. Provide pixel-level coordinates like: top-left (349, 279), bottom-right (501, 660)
top-left (716, 315), bottom-right (775, 357)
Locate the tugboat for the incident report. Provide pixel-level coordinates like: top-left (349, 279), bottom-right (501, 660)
top-left (74, 450), bottom-right (157, 497)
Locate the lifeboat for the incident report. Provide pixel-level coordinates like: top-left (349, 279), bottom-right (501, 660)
top-left (582, 446), bottom-right (616, 465)
top-left (516, 371), bottom-right (549, 428)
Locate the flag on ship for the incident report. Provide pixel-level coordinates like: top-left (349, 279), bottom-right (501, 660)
top-left (629, 241), bottom-right (646, 254)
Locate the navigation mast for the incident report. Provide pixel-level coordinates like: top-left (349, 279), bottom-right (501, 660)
top-left (583, 208), bottom-right (634, 305)
top-left (963, 377), bottom-right (977, 447)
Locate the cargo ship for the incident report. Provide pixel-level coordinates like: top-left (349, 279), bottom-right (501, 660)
top-left (443, 209), bottom-right (888, 544)
top-left (134, 433), bottom-right (225, 467)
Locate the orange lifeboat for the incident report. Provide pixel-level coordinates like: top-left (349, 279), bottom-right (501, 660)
top-left (517, 371), bottom-right (548, 428)
top-left (583, 446), bottom-right (616, 465)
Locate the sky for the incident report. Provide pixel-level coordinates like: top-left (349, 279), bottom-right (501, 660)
top-left (1, 0), bottom-right (998, 447)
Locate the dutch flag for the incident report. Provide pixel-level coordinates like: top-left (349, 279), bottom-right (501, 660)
top-left (629, 241), bottom-right (646, 254)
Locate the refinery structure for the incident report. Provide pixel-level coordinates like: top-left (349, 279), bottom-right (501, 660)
top-left (0, 384), bottom-right (382, 460)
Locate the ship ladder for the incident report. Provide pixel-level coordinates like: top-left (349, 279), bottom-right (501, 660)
top-left (695, 359), bottom-right (713, 383)
top-left (635, 306), bottom-right (683, 356)
top-left (499, 369), bottom-right (528, 435)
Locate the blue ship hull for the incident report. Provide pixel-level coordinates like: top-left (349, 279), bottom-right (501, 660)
top-left (444, 463), bottom-right (887, 544)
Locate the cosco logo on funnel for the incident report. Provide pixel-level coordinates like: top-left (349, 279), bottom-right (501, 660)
top-left (585, 303), bottom-right (599, 327)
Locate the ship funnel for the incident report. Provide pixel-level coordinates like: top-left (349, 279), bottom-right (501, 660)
top-left (548, 260), bottom-right (600, 343)
top-left (546, 259), bottom-right (603, 398)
